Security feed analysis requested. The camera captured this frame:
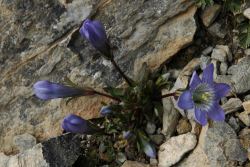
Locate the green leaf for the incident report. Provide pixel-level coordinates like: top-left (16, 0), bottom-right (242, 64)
top-left (103, 87), bottom-right (125, 99)
top-left (239, 21), bottom-right (250, 48)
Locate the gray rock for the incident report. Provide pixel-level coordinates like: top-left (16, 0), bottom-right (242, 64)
top-left (201, 46), bottom-right (213, 56)
top-left (0, 0), bottom-right (197, 154)
top-left (238, 111), bottom-right (250, 127)
top-left (201, 4), bottom-right (222, 27)
top-left (245, 49), bottom-right (250, 56)
top-left (208, 22), bottom-right (227, 38)
top-left (162, 94), bottom-right (180, 138)
top-left (13, 133), bottom-right (36, 152)
top-left (149, 134), bottom-right (165, 145)
top-left (228, 117), bottom-right (240, 132)
top-left (146, 122), bottom-right (156, 135)
top-left (204, 122), bottom-right (248, 166)
top-left (116, 152), bottom-right (127, 163)
top-left (227, 56), bottom-right (250, 94)
top-left (211, 48), bottom-right (227, 62)
top-left (220, 62), bottom-right (228, 75)
top-left (243, 8), bottom-right (250, 20)
top-left (121, 161), bottom-right (149, 167)
top-left (158, 133), bottom-right (197, 167)
top-left (0, 133), bottom-right (80, 167)
top-left (150, 158), bottom-right (158, 166)
top-left (222, 98), bottom-right (242, 114)
top-left (245, 94), bottom-right (250, 101)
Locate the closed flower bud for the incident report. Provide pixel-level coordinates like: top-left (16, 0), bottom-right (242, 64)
top-left (80, 19), bottom-right (112, 59)
top-left (100, 106), bottom-right (112, 116)
top-left (138, 131), bottom-right (156, 158)
top-left (33, 80), bottom-right (95, 100)
top-left (122, 131), bottom-right (133, 139)
top-left (62, 114), bottom-right (101, 134)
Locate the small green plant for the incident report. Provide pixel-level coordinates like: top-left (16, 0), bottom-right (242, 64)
top-left (239, 20), bottom-right (250, 48)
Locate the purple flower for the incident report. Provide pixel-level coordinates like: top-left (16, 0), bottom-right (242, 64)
top-left (62, 114), bottom-right (100, 134)
top-left (100, 106), bottom-right (112, 116)
top-left (33, 80), bottom-right (95, 100)
top-left (122, 131), bottom-right (133, 139)
top-left (80, 19), bottom-right (112, 59)
top-left (177, 64), bottom-right (231, 126)
top-left (138, 131), bottom-right (156, 158)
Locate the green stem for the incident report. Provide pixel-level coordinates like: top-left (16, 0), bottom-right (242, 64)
top-left (160, 92), bottom-right (176, 99)
top-left (94, 91), bottom-right (121, 102)
top-left (110, 58), bottom-right (133, 86)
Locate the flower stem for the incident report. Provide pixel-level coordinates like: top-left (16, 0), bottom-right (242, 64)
top-left (110, 58), bottom-right (132, 86)
top-left (160, 92), bottom-right (176, 99)
top-left (94, 91), bottom-right (121, 102)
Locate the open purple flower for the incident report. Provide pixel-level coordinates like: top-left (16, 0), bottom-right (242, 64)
top-left (62, 114), bottom-right (101, 134)
top-left (33, 80), bottom-right (95, 100)
top-left (177, 64), bottom-right (231, 126)
top-left (80, 19), bottom-right (112, 59)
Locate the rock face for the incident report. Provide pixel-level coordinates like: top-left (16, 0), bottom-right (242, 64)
top-left (158, 133), bottom-right (197, 167)
top-left (0, 0), bottom-right (197, 154)
top-left (0, 133), bottom-right (81, 167)
top-left (204, 122), bottom-right (248, 167)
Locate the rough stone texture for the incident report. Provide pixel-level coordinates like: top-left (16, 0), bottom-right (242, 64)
top-left (208, 22), bottom-right (226, 38)
top-left (121, 161), bottom-right (149, 167)
top-left (244, 8), bottom-right (250, 20)
top-left (13, 133), bottom-right (36, 153)
top-left (201, 4), bottom-right (221, 27)
top-left (243, 100), bottom-right (250, 112)
top-left (0, 0), bottom-right (197, 154)
top-left (238, 111), bottom-right (250, 126)
top-left (211, 48), bottom-right (227, 62)
top-left (222, 98), bottom-right (242, 114)
top-left (227, 56), bottom-right (250, 94)
top-left (176, 118), bottom-right (192, 135)
top-left (204, 122), bottom-right (248, 167)
top-left (162, 93), bottom-right (180, 138)
top-left (158, 133), bottom-right (197, 167)
top-left (0, 133), bottom-right (80, 167)
top-left (176, 126), bottom-right (210, 167)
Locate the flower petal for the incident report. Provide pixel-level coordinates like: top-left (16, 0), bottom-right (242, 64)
top-left (177, 90), bottom-right (194, 110)
top-left (202, 63), bottom-right (214, 84)
top-left (207, 103), bottom-right (225, 121)
top-left (194, 108), bottom-right (207, 126)
top-left (214, 83), bottom-right (231, 100)
top-left (189, 71), bottom-right (201, 90)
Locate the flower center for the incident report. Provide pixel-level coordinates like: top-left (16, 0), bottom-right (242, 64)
top-left (192, 83), bottom-right (214, 111)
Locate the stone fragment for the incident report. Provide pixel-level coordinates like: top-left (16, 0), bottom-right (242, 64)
top-left (211, 48), bottom-right (227, 62)
top-left (227, 56), bottom-right (250, 94)
top-left (222, 98), bottom-right (242, 114)
top-left (162, 94), bottom-right (180, 138)
top-left (176, 118), bottom-right (192, 135)
top-left (146, 122), bottom-right (156, 135)
top-left (121, 161), bottom-right (149, 167)
top-left (204, 122), bottom-right (248, 166)
top-left (239, 128), bottom-right (250, 151)
top-left (208, 22), bottom-right (226, 38)
top-left (149, 134), bottom-right (165, 145)
top-left (0, 133), bottom-right (80, 167)
top-left (220, 62), bottom-right (228, 75)
top-left (228, 117), bottom-right (240, 132)
top-left (13, 133), bottom-right (36, 153)
top-left (158, 133), bottom-right (197, 167)
top-left (243, 8), bottom-right (250, 20)
top-left (201, 4), bottom-right (222, 27)
top-left (116, 152), bottom-right (127, 163)
top-left (201, 46), bottom-right (213, 56)
top-left (216, 45), bottom-right (232, 62)
top-left (245, 49), bottom-right (250, 56)
top-left (200, 55), bottom-right (211, 70)
top-left (238, 111), bottom-right (250, 126)
top-left (243, 100), bottom-right (250, 112)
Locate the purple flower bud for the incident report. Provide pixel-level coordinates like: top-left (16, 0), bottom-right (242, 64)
top-left (100, 106), bottom-right (112, 116)
top-left (62, 114), bottom-right (100, 134)
top-left (138, 131), bottom-right (156, 158)
top-left (33, 80), bottom-right (95, 100)
top-left (80, 19), bottom-right (112, 59)
top-left (141, 139), bottom-right (156, 158)
top-left (122, 131), bottom-right (133, 139)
